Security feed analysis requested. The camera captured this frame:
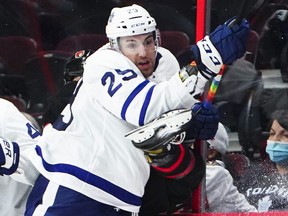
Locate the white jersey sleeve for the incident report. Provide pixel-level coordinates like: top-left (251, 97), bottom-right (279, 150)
top-left (0, 176), bottom-right (32, 216)
top-left (0, 98), bottom-right (41, 184)
top-left (84, 46), bottom-right (199, 126)
top-left (0, 99), bottom-right (41, 216)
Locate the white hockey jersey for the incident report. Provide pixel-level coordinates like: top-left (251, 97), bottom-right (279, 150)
top-left (29, 45), bottom-right (200, 212)
top-left (0, 99), bottom-right (41, 216)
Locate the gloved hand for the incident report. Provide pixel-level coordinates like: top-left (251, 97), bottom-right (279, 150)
top-left (0, 137), bottom-right (19, 175)
top-left (188, 102), bottom-right (219, 140)
top-left (210, 17), bottom-right (250, 64)
top-left (191, 17), bottom-right (250, 79)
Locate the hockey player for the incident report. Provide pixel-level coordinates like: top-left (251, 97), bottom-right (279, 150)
top-left (0, 50), bottom-right (93, 216)
top-left (0, 4), bottom-right (249, 215)
top-left (0, 98), bottom-right (41, 216)
top-left (42, 49), bottom-right (94, 126)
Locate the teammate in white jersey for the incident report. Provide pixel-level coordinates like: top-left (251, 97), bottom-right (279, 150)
top-left (0, 98), bottom-right (41, 216)
top-left (0, 50), bottom-right (93, 216)
top-left (0, 4), bottom-right (249, 216)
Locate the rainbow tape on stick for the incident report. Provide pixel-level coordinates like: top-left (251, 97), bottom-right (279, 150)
top-left (205, 65), bottom-right (226, 104)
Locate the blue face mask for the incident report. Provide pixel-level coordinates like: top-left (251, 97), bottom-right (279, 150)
top-left (266, 140), bottom-right (288, 165)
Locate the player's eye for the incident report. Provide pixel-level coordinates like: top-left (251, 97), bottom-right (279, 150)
top-left (126, 42), bottom-right (138, 49)
top-left (144, 38), bottom-right (154, 47)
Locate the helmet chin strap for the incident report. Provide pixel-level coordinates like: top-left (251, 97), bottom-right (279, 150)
top-left (154, 29), bottom-right (160, 49)
top-left (109, 38), bottom-right (120, 51)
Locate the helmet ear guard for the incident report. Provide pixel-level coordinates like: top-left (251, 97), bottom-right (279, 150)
top-left (108, 37), bottom-right (120, 51)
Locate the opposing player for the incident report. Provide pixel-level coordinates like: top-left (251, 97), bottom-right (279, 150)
top-left (42, 49), bottom-right (94, 126)
top-left (0, 98), bottom-right (41, 216)
top-left (12, 4), bottom-right (248, 215)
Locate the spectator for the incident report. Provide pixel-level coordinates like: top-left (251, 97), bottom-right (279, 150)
top-left (0, 98), bottom-right (41, 216)
top-left (205, 123), bottom-right (257, 212)
top-left (238, 109), bottom-right (288, 212)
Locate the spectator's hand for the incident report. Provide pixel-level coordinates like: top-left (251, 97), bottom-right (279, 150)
top-left (0, 138), bottom-right (19, 175)
top-left (188, 102), bottom-right (219, 140)
top-left (191, 17), bottom-right (249, 79)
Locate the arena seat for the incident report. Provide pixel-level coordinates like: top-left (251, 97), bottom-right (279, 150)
top-left (0, 57), bottom-right (8, 74)
top-left (223, 153), bottom-right (251, 182)
top-left (57, 31), bottom-right (190, 57)
top-left (0, 36), bottom-right (38, 74)
top-left (56, 33), bottom-right (108, 53)
top-left (0, 73), bottom-right (28, 100)
top-left (159, 31), bottom-right (190, 56)
top-left (1, 95), bottom-right (27, 112)
top-left (21, 50), bottom-right (73, 107)
top-left (245, 30), bottom-right (260, 64)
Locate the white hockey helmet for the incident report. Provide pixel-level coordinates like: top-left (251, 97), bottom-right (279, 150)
top-left (106, 4), bottom-right (157, 50)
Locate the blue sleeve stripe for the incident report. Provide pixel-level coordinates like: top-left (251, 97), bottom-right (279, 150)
top-left (35, 146), bottom-right (141, 206)
top-left (121, 80), bottom-right (150, 121)
top-left (139, 85), bottom-right (155, 126)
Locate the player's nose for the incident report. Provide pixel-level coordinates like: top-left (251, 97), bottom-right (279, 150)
top-left (138, 44), bottom-right (147, 57)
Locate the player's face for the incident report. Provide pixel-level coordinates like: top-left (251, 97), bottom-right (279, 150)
top-left (269, 120), bottom-right (288, 142)
top-left (119, 33), bottom-right (156, 78)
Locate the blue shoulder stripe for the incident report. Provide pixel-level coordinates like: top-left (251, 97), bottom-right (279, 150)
top-left (121, 80), bottom-right (149, 121)
top-left (139, 85), bottom-right (155, 126)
